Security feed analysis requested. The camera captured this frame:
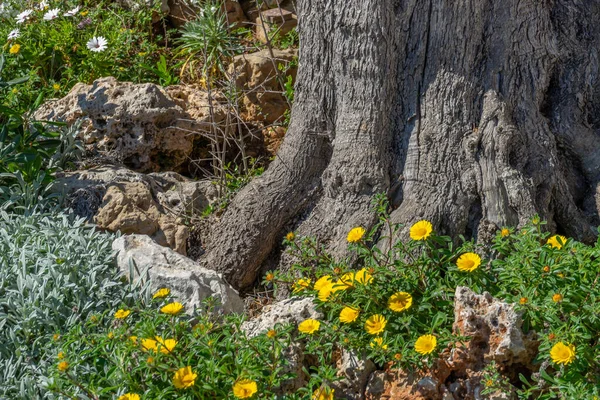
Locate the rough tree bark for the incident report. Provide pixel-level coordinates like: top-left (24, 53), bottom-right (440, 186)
top-left (200, 0), bottom-right (600, 290)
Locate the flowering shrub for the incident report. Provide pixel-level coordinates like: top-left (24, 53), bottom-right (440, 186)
top-left (0, 0), bottom-right (170, 108)
top-left (47, 291), bottom-right (304, 399)
top-left (271, 195), bottom-right (600, 399)
top-left (0, 211), bottom-right (126, 399)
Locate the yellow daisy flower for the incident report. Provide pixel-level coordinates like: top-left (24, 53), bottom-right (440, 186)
top-left (414, 334), bottom-right (437, 355)
top-left (173, 366), bottom-right (197, 389)
top-left (370, 337), bottom-right (388, 350)
top-left (155, 337), bottom-right (177, 354)
top-left (354, 268), bottom-right (373, 284)
top-left (298, 319), bottom-right (320, 334)
top-left (292, 278), bottom-right (311, 293)
top-left (409, 220), bottom-right (433, 240)
top-left (232, 378), bottom-right (258, 398)
top-left (547, 235), bottom-right (567, 249)
top-left (312, 386), bottom-right (335, 400)
top-left (456, 252), bottom-right (481, 272)
top-left (118, 394), bottom-right (140, 400)
top-left (552, 293), bottom-right (563, 303)
top-left (339, 306), bottom-right (360, 323)
top-left (314, 275), bottom-right (333, 291)
top-left (388, 292), bottom-right (413, 312)
top-left (347, 227), bottom-right (366, 243)
top-left (365, 314), bottom-right (387, 335)
top-left (161, 302), bottom-right (184, 315)
top-left (550, 342), bottom-right (575, 365)
top-left (114, 309), bottom-right (131, 319)
top-left (152, 288), bottom-right (170, 299)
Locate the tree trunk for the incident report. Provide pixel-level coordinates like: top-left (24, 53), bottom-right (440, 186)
top-left (200, 0), bottom-right (600, 290)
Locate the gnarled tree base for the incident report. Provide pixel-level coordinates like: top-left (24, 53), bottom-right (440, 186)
top-left (198, 0), bottom-right (600, 291)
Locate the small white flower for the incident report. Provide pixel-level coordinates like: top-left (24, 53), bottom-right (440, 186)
top-left (7, 28), bottom-right (20, 40)
top-left (86, 36), bottom-right (107, 52)
top-left (16, 9), bottom-right (33, 24)
top-left (38, 0), bottom-right (49, 10)
top-left (64, 6), bottom-right (80, 17)
top-left (43, 8), bottom-right (59, 20)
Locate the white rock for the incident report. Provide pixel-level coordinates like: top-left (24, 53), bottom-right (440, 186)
top-left (113, 234), bottom-right (244, 314)
top-left (241, 297), bottom-right (322, 337)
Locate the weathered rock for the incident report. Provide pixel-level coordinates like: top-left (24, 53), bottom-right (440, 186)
top-left (255, 8), bottom-right (297, 44)
top-left (223, 0), bottom-right (247, 29)
top-left (364, 371), bottom-right (427, 400)
top-left (241, 297), bottom-right (321, 337)
top-left (35, 78), bottom-right (235, 173)
top-left (113, 234), bottom-right (244, 314)
top-left (228, 49), bottom-right (297, 124)
top-left (35, 77), bottom-right (196, 172)
top-left (453, 286), bottom-right (538, 369)
top-left (240, 297), bottom-right (321, 392)
top-left (54, 166), bottom-right (217, 254)
top-left (333, 350), bottom-right (376, 400)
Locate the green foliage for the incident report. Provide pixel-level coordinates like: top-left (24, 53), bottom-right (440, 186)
top-left (270, 195), bottom-right (600, 399)
top-left (0, 211), bottom-right (129, 399)
top-left (176, 2), bottom-right (244, 81)
top-left (271, 27), bottom-right (299, 50)
top-left (490, 221), bottom-right (600, 399)
top-left (48, 295), bottom-right (298, 399)
top-left (0, 0), bottom-right (171, 110)
top-left (204, 159), bottom-right (265, 215)
top-left (0, 79), bottom-right (83, 211)
top-left (141, 54), bottom-right (179, 86)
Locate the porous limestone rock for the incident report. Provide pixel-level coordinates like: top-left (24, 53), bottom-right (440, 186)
top-left (453, 286), bottom-right (538, 369)
top-left (364, 371), bottom-right (427, 400)
top-left (228, 48), bottom-right (297, 124)
top-left (55, 166), bottom-right (217, 254)
top-left (113, 234), bottom-right (244, 314)
top-left (35, 78), bottom-right (234, 173)
top-left (34, 77), bottom-right (195, 172)
top-left (241, 297), bottom-right (321, 337)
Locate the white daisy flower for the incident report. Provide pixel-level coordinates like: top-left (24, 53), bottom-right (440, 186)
top-left (86, 36), bottom-right (107, 52)
top-left (38, 0), bottom-right (48, 10)
top-left (43, 8), bottom-right (59, 20)
top-left (7, 28), bottom-right (20, 40)
top-left (64, 6), bottom-right (80, 17)
top-left (16, 9), bottom-right (33, 24)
